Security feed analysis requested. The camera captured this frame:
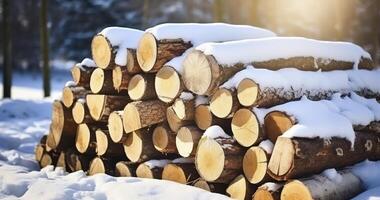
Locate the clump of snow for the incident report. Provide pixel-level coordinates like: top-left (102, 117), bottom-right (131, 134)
top-left (195, 95), bottom-right (208, 106)
top-left (64, 81), bottom-right (76, 87)
top-left (321, 168), bottom-right (343, 183)
top-left (179, 92), bottom-right (194, 100)
top-left (350, 160), bottom-right (380, 190)
top-left (165, 50), bottom-right (191, 72)
top-left (203, 125), bottom-right (231, 139)
top-left (274, 97), bottom-right (356, 145)
top-left (79, 58), bottom-right (96, 67)
top-left (147, 23), bottom-right (276, 46)
top-left (258, 140), bottom-right (274, 154)
top-left (143, 159), bottom-right (171, 169)
top-left (172, 157), bottom-right (194, 164)
top-left (348, 69), bottom-right (380, 94)
top-left (99, 27), bottom-right (144, 66)
top-left (260, 182), bottom-right (282, 192)
top-left (350, 92), bottom-right (380, 121)
top-left (197, 37), bottom-right (371, 69)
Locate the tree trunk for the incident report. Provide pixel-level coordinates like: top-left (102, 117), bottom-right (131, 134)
top-left (115, 161), bottom-right (138, 177)
top-left (152, 124), bottom-right (177, 154)
top-left (123, 100), bottom-right (168, 133)
top-left (268, 131), bottom-right (380, 181)
top-left (90, 68), bottom-right (118, 94)
top-left (86, 94), bottom-right (130, 121)
top-left (210, 88), bottom-right (240, 118)
top-left (95, 129), bottom-right (125, 158)
top-left (2, 0), bottom-right (12, 98)
top-left (136, 32), bottom-right (192, 72)
top-left (155, 66), bottom-right (185, 103)
top-left (72, 99), bottom-right (93, 124)
top-left (231, 108), bottom-right (264, 147)
top-left (51, 100), bottom-right (77, 150)
top-left (62, 86), bottom-right (89, 108)
top-left (112, 66), bottom-right (130, 94)
top-left (40, 0), bottom-right (50, 97)
top-left (195, 104), bottom-right (231, 131)
top-left (176, 126), bottom-right (202, 157)
top-left (195, 137), bottom-right (245, 183)
top-left (128, 73), bottom-right (156, 100)
top-left (281, 170), bottom-right (363, 200)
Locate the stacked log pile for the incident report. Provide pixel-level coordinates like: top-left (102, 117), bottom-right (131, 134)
top-left (35, 23), bottom-right (380, 200)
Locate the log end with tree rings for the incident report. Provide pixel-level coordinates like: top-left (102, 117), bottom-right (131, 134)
top-left (90, 68), bottom-right (106, 94)
top-left (128, 74), bottom-right (147, 100)
top-left (95, 129), bottom-right (108, 156)
top-left (162, 164), bottom-right (187, 184)
top-left (264, 111), bottom-right (294, 143)
top-left (40, 153), bottom-right (53, 168)
top-left (62, 86), bottom-right (75, 108)
top-left (88, 157), bottom-right (106, 175)
top-left (152, 126), bottom-right (173, 153)
top-left (182, 50), bottom-right (215, 95)
top-left (237, 78), bottom-right (259, 107)
top-left (122, 103), bottom-right (142, 133)
top-left (75, 124), bottom-right (92, 154)
top-left (243, 147), bottom-right (268, 184)
top-left (195, 137), bottom-right (225, 182)
top-left (280, 180), bottom-right (313, 200)
top-left (232, 108), bottom-right (261, 147)
top-left (136, 163), bottom-right (155, 179)
top-left (210, 88), bottom-right (235, 118)
top-left (71, 65), bottom-right (81, 85)
top-left (267, 137), bottom-right (295, 178)
top-left (115, 161), bottom-right (134, 177)
top-left (86, 94), bottom-right (105, 121)
top-left (195, 105), bottom-right (213, 130)
top-left (112, 66), bottom-right (125, 91)
top-left (72, 101), bottom-right (85, 124)
top-left (108, 111), bottom-right (125, 143)
top-left (226, 175), bottom-right (250, 200)
top-left (172, 98), bottom-right (192, 121)
top-left (137, 33), bottom-right (157, 72)
top-left (176, 126), bottom-right (202, 157)
top-left (123, 130), bottom-right (152, 162)
top-left (155, 66), bottom-right (182, 103)
top-left (91, 34), bottom-right (112, 69)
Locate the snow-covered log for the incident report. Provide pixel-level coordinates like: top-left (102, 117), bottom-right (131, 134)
top-left (136, 159), bottom-right (171, 179)
top-left (152, 124), bottom-right (177, 154)
top-left (128, 74), bottom-right (156, 101)
top-left (70, 58), bottom-right (96, 89)
top-left (281, 169), bottom-right (363, 200)
top-left (231, 108), bottom-right (264, 147)
top-left (122, 100), bottom-right (168, 133)
top-left (268, 131), bottom-right (380, 181)
top-left (86, 94), bottom-right (130, 122)
top-left (91, 27), bottom-right (143, 69)
top-left (115, 161), bottom-right (138, 177)
top-left (176, 126), bottom-right (203, 157)
top-left (183, 37), bottom-right (373, 95)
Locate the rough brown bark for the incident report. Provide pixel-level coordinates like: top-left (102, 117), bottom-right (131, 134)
top-left (123, 100), bottom-right (168, 133)
top-left (71, 63), bottom-right (96, 89)
top-left (137, 32), bottom-right (192, 72)
top-left (268, 131), bottom-right (380, 181)
top-left (128, 73), bottom-right (156, 100)
top-left (87, 94), bottom-right (130, 121)
top-left (51, 100), bottom-right (77, 150)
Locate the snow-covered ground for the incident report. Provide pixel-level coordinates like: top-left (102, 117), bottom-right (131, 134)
top-left (0, 71), bottom-right (379, 200)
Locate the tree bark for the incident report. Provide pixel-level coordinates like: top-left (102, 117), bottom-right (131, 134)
top-left (71, 63), bottom-right (95, 89)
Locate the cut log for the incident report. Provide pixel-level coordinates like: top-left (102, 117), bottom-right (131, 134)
top-left (253, 183), bottom-right (282, 200)
top-left (123, 100), bottom-right (168, 133)
top-left (128, 73), bottom-right (156, 100)
top-left (243, 146), bottom-right (270, 184)
top-left (71, 63), bottom-right (96, 88)
top-left (268, 131), bottom-right (380, 181)
top-left (95, 129), bottom-right (125, 158)
top-left (72, 99), bottom-right (93, 124)
top-left (136, 159), bottom-right (171, 179)
top-left (176, 126), bottom-right (202, 157)
top-left (112, 66), bottom-right (130, 94)
top-left (136, 32), bottom-right (192, 72)
top-left (182, 50), bottom-right (246, 95)
top-left (193, 179), bottom-right (227, 194)
top-left (40, 152), bottom-right (58, 168)
top-left (88, 157), bottom-right (116, 176)
top-left (155, 66), bottom-right (184, 103)
top-left (210, 88), bottom-right (240, 118)
top-left (195, 104), bottom-right (231, 131)
top-left (86, 94), bottom-right (130, 121)
top-left (35, 144), bottom-right (45, 163)
top-left (162, 162), bottom-right (199, 184)
top-left (126, 49), bottom-right (142, 74)
top-left (62, 86), bottom-right (89, 108)
top-left (115, 161), bottom-right (138, 177)
top-left (172, 97), bottom-right (195, 121)
top-left (56, 151), bottom-right (68, 172)
top-left (281, 170), bottom-right (363, 200)
top-left (45, 133), bottom-right (55, 152)
top-left (75, 123), bottom-right (100, 155)
top-left (65, 149), bottom-right (91, 172)
top-left (226, 174), bottom-right (254, 200)
top-left (90, 68), bottom-right (118, 94)
top-left (166, 106), bottom-right (192, 132)
top-left (152, 125), bottom-right (177, 153)
top-left (231, 108), bottom-right (264, 147)
top-left (123, 128), bottom-right (161, 162)
top-left (263, 111), bottom-right (294, 143)
top-left (51, 100), bottom-right (77, 150)
top-left (108, 111), bottom-right (127, 143)
top-left (195, 137), bottom-right (245, 183)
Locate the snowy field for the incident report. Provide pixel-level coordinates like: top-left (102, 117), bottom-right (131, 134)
top-left (0, 71), bottom-right (379, 199)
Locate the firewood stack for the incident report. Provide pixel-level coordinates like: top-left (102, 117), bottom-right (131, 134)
top-left (35, 23), bottom-right (380, 200)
